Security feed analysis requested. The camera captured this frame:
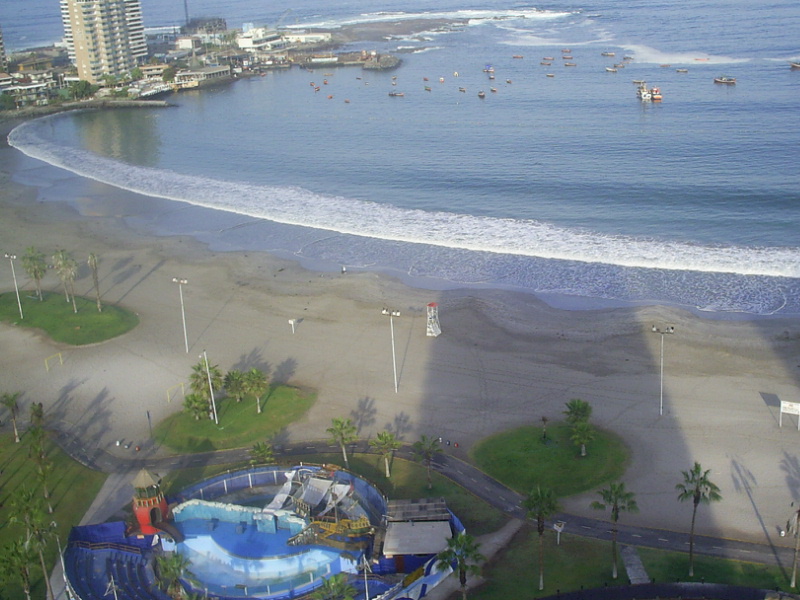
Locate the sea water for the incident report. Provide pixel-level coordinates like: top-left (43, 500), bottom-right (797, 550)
top-left (5, 0), bottom-right (800, 315)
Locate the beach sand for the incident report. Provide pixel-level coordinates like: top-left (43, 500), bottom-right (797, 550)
top-left (2, 115), bottom-right (800, 551)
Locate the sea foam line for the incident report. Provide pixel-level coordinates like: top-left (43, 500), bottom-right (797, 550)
top-left (8, 117), bottom-right (800, 279)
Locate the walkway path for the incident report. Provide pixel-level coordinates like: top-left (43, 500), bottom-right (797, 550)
top-left (53, 430), bottom-right (800, 573)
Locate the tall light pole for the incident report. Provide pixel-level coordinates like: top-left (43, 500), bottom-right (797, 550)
top-left (202, 349), bottom-right (219, 425)
top-left (381, 308), bottom-right (400, 393)
top-left (5, 253), bottom-right (23, 320)
top-left (788, 502), bottom-right (800, 588)
top-left (651, 325), bottom-right (675, 416)
top-left (172, 277), bottom-right (189, 353)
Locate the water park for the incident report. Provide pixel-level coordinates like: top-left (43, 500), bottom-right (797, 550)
top-left (63, 464), bottom-right (464, 600)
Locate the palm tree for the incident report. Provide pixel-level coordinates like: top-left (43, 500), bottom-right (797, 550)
top-left (155, 552), bottom-right (194, 597)
top-left (563, 398), bottom-right (592, 424)
top-left (52, 250), bottom-right (78, 312)
top-left (29, 402), bottom-right (44, 429)
top-left (244, 367), bottom-right (269, 414)
top-left (87, 253), bottom-right (102, 312)
top-left (591, 482), bottom-right (639, 579)
top-left (1, 391), bottom-right (22, 442)
top-left (327, 417), bottom-right (357, 469)
top-left (27, 426), bottom-right (54, 513)
top-left (189, 360), bottom-right (223, 400)
top-left (9, 488), bottom-right (55, 600)
top-left (251, 441), bottom-right (275, 466)
top-left (413, 435), bottom-right (443, 490)
top-left (311, 573), bottom-right (357, 600)
top-left (524, 485), bottom-right (559, 591)
top-left (788, 504), bottom-right (800, 588)
top-left (435, 532), bottom-right (485, 600)
top-left (369, 431), bottom-right (401, 478)
top-left (21, 246), bottom-right (46, 301)
top-left (0, 538), bottom-right (35, 600)
top-left (182, 393), bottom-right (208, 421)
top-left (676, 461), bottom-right (722, 577)
top-left (224, 369), bottom-right (246, 402)
top-left (570, 421), bottom-right (595, 457)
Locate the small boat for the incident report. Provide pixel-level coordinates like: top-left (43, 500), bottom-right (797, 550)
top-left (632, 79), bottom-right (645, 84)
top-left (605, 67), bottom-right (617, 73)
top-left (323, 79), bottom-right (328, 84)
top-left (714, 76), bottom-right (736, 84)
top-left (512, 55), bottom-right (524, 59)
top-left (660, 64), bottom-right (671, 68)
top-left (392, 81), bottom-right (397, 86)
top-left (546, 73), bottom-right (555, 77)
top-left (562, 48), bottom-right (571, 53)
top-left (506, 79), bottom-right (513, 83)
top-left (483, 65), bottom-right (495, 73)
top-left (601, 51), bottom-right (615, 57)
top-left (344, 99), bottom-right (350, 103)
top-left (459, 87), bottom-right (466, 92)
top-left (439, 77), bottom-right (445, 83)
top-left (388, 91), bottom-right (404, 97)
top-left (614, 63), bottom-right (625, 68)
top-left (562, 55), bottom-right (573, 60)
top-left (543, 56), bottom-right (554, 61)
top-left (694, 57), bottom-right (710, 61)
top-left (564, 62), bottom-right (577, 67)
top-left (424, 86), bottom-right (432, 91)
top-left (478, 90), bottom-right (486, 98)
top-left (676, 68), bottom-right (688, 73)
top-left (540, 61), bottom-right (552, 66)
top-left (791, 62), bottom-right (800, 70)
top-left (490, 87), bottom-right (497, 92)
top-left (636, 81), bottom-right (663, 102)
top-left (423, 77), bottom-right (429, 81)
top-left (623, 56), bottom-right (634, 61)
top-left (489, 74), bottom-right (495, 80)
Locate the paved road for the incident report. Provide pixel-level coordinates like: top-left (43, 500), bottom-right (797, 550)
top-left (53, 429), bottom-right (798, 573)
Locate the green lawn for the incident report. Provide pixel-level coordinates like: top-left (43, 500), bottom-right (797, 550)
top-left (152, 385), bottom-right (316, 453)
top-left (473, 523), bottom-right (624, 599)
top-left (639, 547), bottom-right (792, 590)
top-left (0, 430), bottom-right (108, 600)
top-left (471, 423), bottom-right (629, 497)
top-left (0, 291), bottom-right (139, 345)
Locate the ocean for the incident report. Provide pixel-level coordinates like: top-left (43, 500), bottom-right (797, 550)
top-left (5, 0), bottom-right (800, 316)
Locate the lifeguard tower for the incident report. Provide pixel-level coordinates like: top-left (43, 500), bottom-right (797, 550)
top-left (131, 469), bottom-right (170, 535)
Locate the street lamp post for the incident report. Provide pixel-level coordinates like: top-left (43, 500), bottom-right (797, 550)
top-left (381, 308), bottom-right (401, 393)
top-left (651, 325), bottom-right (675, 416)
top-left (172, 277), bottom-right (189, 353)
top-left (202, 349), bottom-right (219, 425)
top-left (5, 253), bottom-right (23, 320)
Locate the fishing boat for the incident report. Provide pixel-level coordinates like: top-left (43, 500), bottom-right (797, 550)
top-left (676, 68), bottom-right (688, 73)
top-left (636, 81), bottom-right (663, 102)
top-left (483, 64), bottom-right (495, 73)
top-left (601, 51), bottom-right (616, 57)
top-left (791, 62), bottom-right (800, 69)
top-left (714, 76), bottom-right (736, 84)
top-left (388, 91), bottom-right (404, 97)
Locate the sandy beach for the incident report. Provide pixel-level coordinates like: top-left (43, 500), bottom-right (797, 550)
top-left (2, 113), bottom-right (800, 553)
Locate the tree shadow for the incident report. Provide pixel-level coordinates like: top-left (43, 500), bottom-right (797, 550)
top-left (350, 397), bottom-right (377, 434)
top-left (115, 259), bottom-right (166, 304)
top-left (231, 347), bottom-right (272, 374)
top-left (780, 452), bottom-right (800, 502)
top-left (269, 427), bottom-right (292, 453)
top-left (730, 456), bottom-right (786, 574)
top-left (272, 358), bottom-right (297, 387)
top-left (386, 411), bottom-right (413, 440)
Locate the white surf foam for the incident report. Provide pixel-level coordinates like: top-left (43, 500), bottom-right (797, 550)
top-left (8, 117), bottom-right (800, 280)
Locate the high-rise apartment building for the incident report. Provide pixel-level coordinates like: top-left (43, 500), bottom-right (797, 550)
top-left (0, 25), bottom-right (8, 73)
top-left (60, 0), bottom-right (147, 84)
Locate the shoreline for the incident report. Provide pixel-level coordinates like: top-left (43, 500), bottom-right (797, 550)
top-left (3, 112), bottom-right (800, 547)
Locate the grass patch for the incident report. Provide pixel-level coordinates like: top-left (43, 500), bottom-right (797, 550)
top-left (152, 385), bottom-right (316, 453)
top-left (0, 430), bottom-right (108, 600)
top-left (471, 423), bottom-right (629, 497)
top-left (639, 547), bottom-right (792, 590)
top-left (0, 291), bottom-right (139, 345)
top-left (474, 522), bottom-right (623, 599)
